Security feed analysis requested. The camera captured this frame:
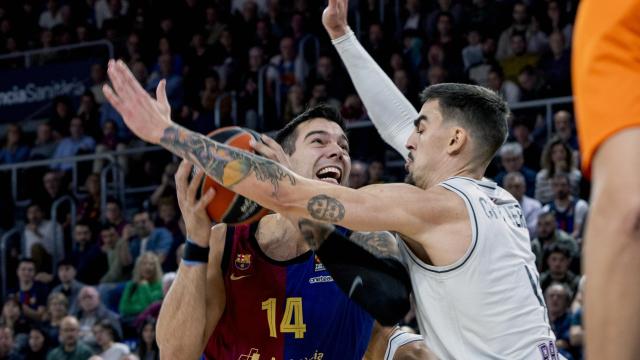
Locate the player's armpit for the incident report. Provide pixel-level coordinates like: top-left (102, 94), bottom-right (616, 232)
top-left (316, 229), bottom-right (411, 326)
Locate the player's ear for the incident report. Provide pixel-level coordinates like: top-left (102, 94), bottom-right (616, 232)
top-left (446, 127), bottom-right (466, 155)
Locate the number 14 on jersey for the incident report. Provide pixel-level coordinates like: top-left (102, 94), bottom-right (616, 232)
top-left (261, 297), bottom-right (307, 339)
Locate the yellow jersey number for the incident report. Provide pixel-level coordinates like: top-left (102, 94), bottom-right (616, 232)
top-left (261, 297), bottom-right (307, 339)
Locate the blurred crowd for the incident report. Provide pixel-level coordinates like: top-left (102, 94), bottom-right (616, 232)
top-left (0, 0), bottom-right (585, 359)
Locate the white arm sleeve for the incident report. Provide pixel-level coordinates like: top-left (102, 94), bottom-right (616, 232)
top-left (332, 31), bottom-right (418, 159)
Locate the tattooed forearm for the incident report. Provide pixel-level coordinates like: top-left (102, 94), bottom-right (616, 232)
top-left (159, 125), bottom-right (296, 195)
top-left (307, 195), bottom-right (345, 222)
top-left (348, 231), bottom-right (401, 259)
top-left (297, 219), bottom-right (335, 250)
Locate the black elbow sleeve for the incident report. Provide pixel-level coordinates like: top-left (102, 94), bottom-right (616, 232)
top-left (316, 230), bottom-right (412, 326)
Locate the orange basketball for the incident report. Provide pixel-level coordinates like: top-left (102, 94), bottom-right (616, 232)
top-left (195, 126), bottom-right (270, 225)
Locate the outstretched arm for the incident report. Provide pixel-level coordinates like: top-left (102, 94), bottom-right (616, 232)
top-left (323, 0), bottom-right (417, 158)
top-left (103, 60), bottom-right (433, 237)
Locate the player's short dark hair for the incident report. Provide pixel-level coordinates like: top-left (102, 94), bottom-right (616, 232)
top-left (275, 104), bottom-right (347, 155)
top-left (419, 83), bottom-right (509, 164)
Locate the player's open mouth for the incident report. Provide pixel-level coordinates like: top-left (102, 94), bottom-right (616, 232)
top-left (316, 166), bottom-right (342, 184)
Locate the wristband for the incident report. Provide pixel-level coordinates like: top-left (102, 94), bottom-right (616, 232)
top-left (183, 238), bottom-right (209, 264)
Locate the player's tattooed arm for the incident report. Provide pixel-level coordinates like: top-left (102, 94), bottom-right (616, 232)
top-left (348, 231), bottom-right (401, 259)
top-left (297, 219), bottom-right (336, 250)
top-left (159, 126), bottom-right (296, 196)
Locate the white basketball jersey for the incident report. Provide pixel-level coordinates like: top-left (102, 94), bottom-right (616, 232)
top-left (398, 177), bottom-right (560, 360)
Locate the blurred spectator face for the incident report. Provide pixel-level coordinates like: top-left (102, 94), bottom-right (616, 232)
top-left (219, 30), bottom-right (233, 49)
top-left (406, 0), bottom-right (419, 13)
top-left (482, 37), bottom-right (497, 57)
top-left (58, 265), bottom-right (76, 284)
top-left (280, 37), bottom-right (295, 61)
top-left (316, 56), bottom-right (333, 79)
top-left (41, 30), bottom-right (53, 47)
top-left (131, 61), bottom-right (148, 84)
top-left (47, 0), bottom-right (58, 12)
top-left (438, 0), bottom-right (452, 9)
top-left (512, 123), bottom-right (530, 144)
top-left (547, 1), bottom-right (561, 23)
top-left (140, 255), bottom-right (157, 281)
top-left (43, 171), bottom-right (61, 196)
top-left (291, 13), bottom-right (304, 34)
top-left (85, 174), bottom-right (100, 197)
top-left (368, 24), bottom-right (383, 45)
top-left (242, 1), bottom-right (258, 21)
top-left (248, 47), bottom-right (264, 70)
top-left (109, 0), bottom-right (122, 13)
top-left (549, 32), bottom-right (565, 56)
top-left (74, 224), bottom-right (92, 246)
top-left (547, 252), bottom-right (570, 276)
top-left (56, 100), bottom-right (70, 119)
top-left (78, 287), bottom-right (100, 312)
top-left (69, 118), bottom-right (84, 139)
top-left (311, 84), bottom-right (328, 101)
top-left (48, 295), bottom-right (68, 320)
top-left (205, 6), bottom-right (217, 23)
top-left (287, 85), bottom-right (304, 106)
top-left (510, 34), bottom-right (526, 56)
top-left (191, 33), bottom-right (205, 49)
top-left (59, 317), bottom-right (80, 348)
top-left (504, 173), bottom-right (526, 200)
top-left (91, 64), bottom-right (105, 84)
top-left (553, 111), bottom-right (572, 138)
top-left (551, 143), bottom-right (569, 168)
top-left (341, 94), bottom-right (364, 120)
top-left (36, 123), bottom-right (52, 144)
top-left (100, 227), bottom-right (118, 248)
top-left (517, 70), bottom-right (536, 91)
top-left (158, 54), bottom-right (172, 76)
top-left (102, 120), bottom-right (116, 137)
top-left (393, 70), bottom-right (410, 93)
top-left (369, 161), bottom-right (384, 183)
top-left (105, 202), bottom-right (122, 223)
top-left (437, 14), bottom-right (453, 36)
top-left (2, 300), bottom-right (20, 322)
top-left (545, 284), bottom-right (569, 315)
top-left (552, 175), bottom-right (571, 200)
top-left (6, 124), bottom-right (20, 146)
top-left (158, 202), bottom-right (176, 223)
top-left (427, 44), bottom-right (445, 66)
top-left (501, 151), bottom-right (523, 172)
top-left (389, 53), bottom-right (404, 72)
top-left (133, 212), bottom-right (154, 237)
top-left (428, 66), bottom-right (447, 85)
top-left (80, 94), bottom-right (96, 113)
top-left (512, 3), bottom-right (527, 25)
top-left (487, 71), bottom-right (502, 91)
top-left (349, 161), bottom-right (368, 189)
top-left (160, 18), bottom-right (173, 33)
top-left (467, 30), bottom-right (481, 46)
top-left (28, 329), bottom-right (45, 353)
top-left (537, 214), bottom-right (556, 239)
top-left (142, 323), bottom-right (155, 344)
top-left (93, 324), bottom-right (110, 348)
top-left (256, 20), bottom-right (269, 41)
top-left (17, 261), bottom-right (36, 283)
top-left (5, 37), bottom-right (17, 52)
top-left (158, 37), bottom-right (170, 54)
top-left (0, 327), bottom-right (12, 357)
top-left (26, 204), bottom-right (44, 225)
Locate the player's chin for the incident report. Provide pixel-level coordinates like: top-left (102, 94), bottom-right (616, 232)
top-left (405, 173), bottom-right (416, 186)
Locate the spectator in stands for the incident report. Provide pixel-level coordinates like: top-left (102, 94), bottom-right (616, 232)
top-left (118, 253), bottom-right (163, 319)
top-left (468, 37), bottom-right (498, 88)
top-left (310, 55), bottom-right (346, 101)
top-left (155, 198), bottom-right (180, 238)
top-left (542, 173), bottom-right (589, 240)
top-left (364, 23), bottom-right (391, 66)
top-left (51, 260), bottom-right (84, 314)
top-left (367, 160), bottom-right (386, 185)
top-left (426, 0), bottom-right (464, 39)
top-left (77, 173), bottom-right (101, 229)
top-left (283, 84), bottom-right (305, 124)
top-left (539, 32), bottom-right (571, 96)
top-left (348, 160), bottom-right (369, 189)
top-left (340, 94), bottom-right (367, 122)
top-left (542, 0), bottom-right (572, 44)
top-left (432, 12), bottom-right (462, 67)
top-left (402, 0), bottom-right (428, 33)
top-left (46, 316), bottom-right (93, 360)
top-left (462, 29), bottom-right (483, 70)
top-left (23, 203), bottom-right (63, 272)
top-left (531, 212), bottom-right (579, 270)
top-left (426, 65), bottom-right (448, 86)
top-left (99, 224), bottom-right (130, 284)
top-left (0, 298), bottom-right (29, 340)
top-left (133, 272), bottom-right (176, 329)
top-left (89, 64), bottom-right (107, 104)
top-left (307, 81), bottom-right (341, 109)
top-left (93, 320), bottom-right (130, 360)
top-left (500, 32), bottom-right (539, 82)
top-left (553, 110), bottom-right (579, 151)
top-left (30, 123), bottom-right (57, 160)
top-left (253, 19), bottom-right (277, 56)
top-left (8, 259), bottom-right (48, 322)
top-left (487, 65), bottom-right (521, 104)
top-left (135, 318), bottom-right (158, 360)
top-left (71, 223), bottom-right (108, 285)
top-left (268, 36), bottom-right (308, 97)
top-left (0, 324), bottom-right (21, 360)
top-left (95, 0), bottom-right (129, 30)
top-left (146, 54), bottom-right (184, 109)
top-left (51, 117), bottom-right (96, 172)
top-left (183, 32), bottom-right (214, 104)
top-left (149, 162), bottom-right (178, 207)
top-left (511, 118), bottom-right (542, 170)
top-left (42, 293), bottom-right (69, 347)
top-left (77, 91), bottom-right (102, 139)
top-left (517, 65), bottom-right (549, 101)
top-left (39, 0), bottom-right (63, 30)
top-left (74, 287), bottom-right (121, 347)
top-left (541, 243), bottom-right (581, 295)
top-left (127, 211), bottom-right (173, 266)
top-left (93, 119), bottom-right (128, 174)
top-left (496, 2), bottom-right (541, 60)
top-left (0, 124), bottom-right (30, 164)
top-left (103, 199), bottom-right (129, 237)
top-left (545, 283), bottom-right (575, 359)
top-left (494, 142), bottom-right (537, 195)
top-left (535, 137), bottom-right (581, 203)
top-left (504, 172), bottom-right (542, 238)
top-left (33, 171), bottom-right (67, 219)
top-left (22, 326), bottom-right (50, 360)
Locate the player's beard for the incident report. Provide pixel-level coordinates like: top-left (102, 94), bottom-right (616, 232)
top-left (405, 172), bottom-right (416, 186)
